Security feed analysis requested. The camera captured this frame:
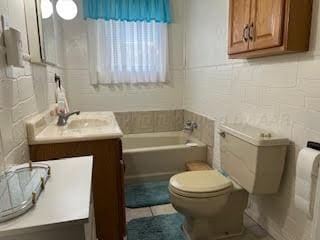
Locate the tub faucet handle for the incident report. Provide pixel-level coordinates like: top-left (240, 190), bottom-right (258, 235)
top-left (184, 120), bottom-right (198, 132)
top-left (218, 131), bottom-right (226, 138)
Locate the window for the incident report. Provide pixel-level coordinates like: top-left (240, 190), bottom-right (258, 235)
top-left (84, 0), bottom-right (171, 85)
top-left (88, 19), bottom-right (168, 84)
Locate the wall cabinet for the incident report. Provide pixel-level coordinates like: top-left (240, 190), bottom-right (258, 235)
top-left (228, 0), bottom-right (313, 58)
top-left (30, 139), bottom-right (125, 240)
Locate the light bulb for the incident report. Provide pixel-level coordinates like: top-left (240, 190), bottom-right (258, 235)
top-left (41, 0), bottom-right (53, 19)
top-left (56, 0), bottom-right (78, 20)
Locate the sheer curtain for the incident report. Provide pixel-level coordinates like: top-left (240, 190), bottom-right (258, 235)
top-left (88, 19), bottom-right (169, 85)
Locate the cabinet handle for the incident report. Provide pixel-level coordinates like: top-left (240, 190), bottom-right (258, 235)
top-left (243, 24), bottom-right (249, 42)
top-left (249, 23), bottom-right (255, 41)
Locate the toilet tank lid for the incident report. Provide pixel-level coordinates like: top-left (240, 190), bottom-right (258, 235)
top-left (220, 124), bottom-right (290, 146)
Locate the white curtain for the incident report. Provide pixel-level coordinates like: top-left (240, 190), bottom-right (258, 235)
top-left (88, 19), bottom-right (169, 85)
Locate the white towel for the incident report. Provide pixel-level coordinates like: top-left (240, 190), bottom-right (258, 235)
top-left (55, 83), bottom-right (69, 113)
top-left (295, 148), bottom-right (320, 219)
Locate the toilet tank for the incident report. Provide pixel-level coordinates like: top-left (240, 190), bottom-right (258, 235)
top-left (219, 124), bottom-right (289, 194)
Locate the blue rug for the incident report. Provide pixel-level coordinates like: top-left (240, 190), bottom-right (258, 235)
top-left (125, 181), bottom-right (170, 208)
top-left (127, 213), bottom-right (185, 240)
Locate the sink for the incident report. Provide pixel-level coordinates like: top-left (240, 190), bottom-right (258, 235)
top-left (67, 119), bottom-right (110, 130)
top-left (26, 108), bottom-right (123, 145)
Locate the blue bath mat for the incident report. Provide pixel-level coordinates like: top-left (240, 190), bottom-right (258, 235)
top-left (125, 181), bottom-right (170, 208)
top-left (127, 213), bottom-right (185, 240)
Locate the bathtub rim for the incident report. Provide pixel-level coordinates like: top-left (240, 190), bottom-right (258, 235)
top-left (122, 131), bottom-right (206, 153)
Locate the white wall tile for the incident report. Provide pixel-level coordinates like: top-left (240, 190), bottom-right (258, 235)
top-left (7, 0), bottom-right (29, 52)
top-left (298, 78), bottom-right (320, 97)
top-left (12, 97), bottom-right (37, 122)
top-left (185, 0), bottom-right (230, 67)
top-left (262, 89), bottom-right (305, 107)
top-left (306, 97), bottom-right (320, 112)
top-left (4, 142), bottom-right (29, 167)
top-left (0, 109), bottom-right (15, 155)
top-left (0, 79), bottom-right (19, 108)
top-left (251, 59), bottom-right (298, 88)
top-left (17, 77), bottom-right (34, 101)
top-left (308, 0), bottom-right (320, 52)
top-left (298, 57), bottom-right (320, 79)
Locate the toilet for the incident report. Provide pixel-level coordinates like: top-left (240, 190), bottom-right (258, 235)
top-left (169, 123), bottom-right (290, 240)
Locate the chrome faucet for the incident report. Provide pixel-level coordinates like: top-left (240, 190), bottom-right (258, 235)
top-left (183, 120), bottom-right (198, 133)
top-left (57, 111), bottom-right (80, 126)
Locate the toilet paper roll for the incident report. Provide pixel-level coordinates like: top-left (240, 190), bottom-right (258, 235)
top-left (295, 147), bottom-right (320, 218)
top-left (297, 148), bottom-right (320, 178)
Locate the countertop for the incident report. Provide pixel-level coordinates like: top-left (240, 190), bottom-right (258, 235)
top-left (26, 110), bottom-right (123, 145)
top-left (0, 156), bottom-right (93, 237)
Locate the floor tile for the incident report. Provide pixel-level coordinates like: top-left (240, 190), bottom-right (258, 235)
top-left (125, 207), bottom-right (274, 240)
top-left (126, 207), bottom-right (152, 222)
top-left (151, 204), bottom-right (177, 216)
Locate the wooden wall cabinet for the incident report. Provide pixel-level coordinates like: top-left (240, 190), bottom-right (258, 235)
top-left (228, 0), bottom-right (313, 58)
top-left (30, 139), bottom-right (125, 240)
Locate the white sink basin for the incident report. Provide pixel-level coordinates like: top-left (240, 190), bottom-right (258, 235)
top-left (67, 118), bottom-right (111, 130)
top-left (26, 107), bottom-right (123, 145)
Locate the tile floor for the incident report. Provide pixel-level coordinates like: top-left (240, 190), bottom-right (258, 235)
top-left (126, 204), bottom-right (275, 240)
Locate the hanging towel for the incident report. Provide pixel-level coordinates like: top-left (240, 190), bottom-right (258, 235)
top-left (55, 82), bottom-right (69, 113)
top-left (295, 147), bottom-right (320, 219)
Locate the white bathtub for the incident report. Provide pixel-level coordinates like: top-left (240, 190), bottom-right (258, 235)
top-left (123, 132), bottom-right (207, 183)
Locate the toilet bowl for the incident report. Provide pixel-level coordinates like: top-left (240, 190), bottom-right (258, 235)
top-left (169, 170), bottom-right (248, 240)
top-left (169, 170), bottom-right (232, 217)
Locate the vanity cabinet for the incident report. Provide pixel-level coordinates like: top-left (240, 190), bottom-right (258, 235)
top-left (29, 139), bottom-right (126, 240)
top-left (228, 0), bottom-right (313, 58)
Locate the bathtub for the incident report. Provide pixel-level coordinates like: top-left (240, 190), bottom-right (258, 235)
top-left (122, 131), bottom-right (207, 183)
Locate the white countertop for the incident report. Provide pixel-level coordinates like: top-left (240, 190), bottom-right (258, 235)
top-left (26, 110), bottom-right (123, 145)
top-left (0, 156), bottom-right (93, 237)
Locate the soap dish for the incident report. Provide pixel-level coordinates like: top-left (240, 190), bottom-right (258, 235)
top-left (0, 162), bottom-right (51, 223)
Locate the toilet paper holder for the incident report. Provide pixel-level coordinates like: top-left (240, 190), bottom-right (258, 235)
top-left (307, 142), bottom-right (320, 151)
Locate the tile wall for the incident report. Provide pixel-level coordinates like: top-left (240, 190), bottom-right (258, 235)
top-left (114, 110), bottom-right (184, 134)
top-left (183, 110), bottom-right (215, 166)
top-left (0, 0), bottom-right (63, 171)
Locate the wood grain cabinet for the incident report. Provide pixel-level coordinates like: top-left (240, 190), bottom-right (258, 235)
top-left (30, 139), bottom-right (126, 240)
top-left (228, 0), bottom-right (313, 58)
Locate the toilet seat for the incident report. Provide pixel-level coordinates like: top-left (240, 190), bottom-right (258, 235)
top-left (169, 170), bottom-right (232, 198)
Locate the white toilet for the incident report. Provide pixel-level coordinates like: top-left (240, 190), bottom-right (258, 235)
top-left (169, 123), bottom-right (289, 240)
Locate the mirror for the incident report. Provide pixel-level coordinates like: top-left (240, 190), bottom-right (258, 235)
top-left (41, 0), bottom-right (57, 65)
top-left (25, 0), bottom-right (63, 67)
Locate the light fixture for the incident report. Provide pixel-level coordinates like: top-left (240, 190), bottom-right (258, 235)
top-left (41, 0), bottom-right (53, 19)
top-left (56, 0), bottom-right (78, 20)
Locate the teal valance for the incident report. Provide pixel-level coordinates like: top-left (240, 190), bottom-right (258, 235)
top-left (83, 0), bottom-right (172, 23)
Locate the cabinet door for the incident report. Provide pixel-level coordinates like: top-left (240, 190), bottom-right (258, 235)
top-left (228, 0), bottom-right (251, 54)
top-left (249, 0), bottom-right (285, 50)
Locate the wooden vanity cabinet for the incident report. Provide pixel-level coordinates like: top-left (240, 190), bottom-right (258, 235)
top-left (228, 0), bottom-right (313, 58)
top-left (29, 139), bottom-right (126, 240)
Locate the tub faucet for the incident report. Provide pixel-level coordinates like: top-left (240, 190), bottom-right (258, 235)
top-left (57, 111), bottom-right (80, 126)
top-left (183, 120), bottom-right (198, 133)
